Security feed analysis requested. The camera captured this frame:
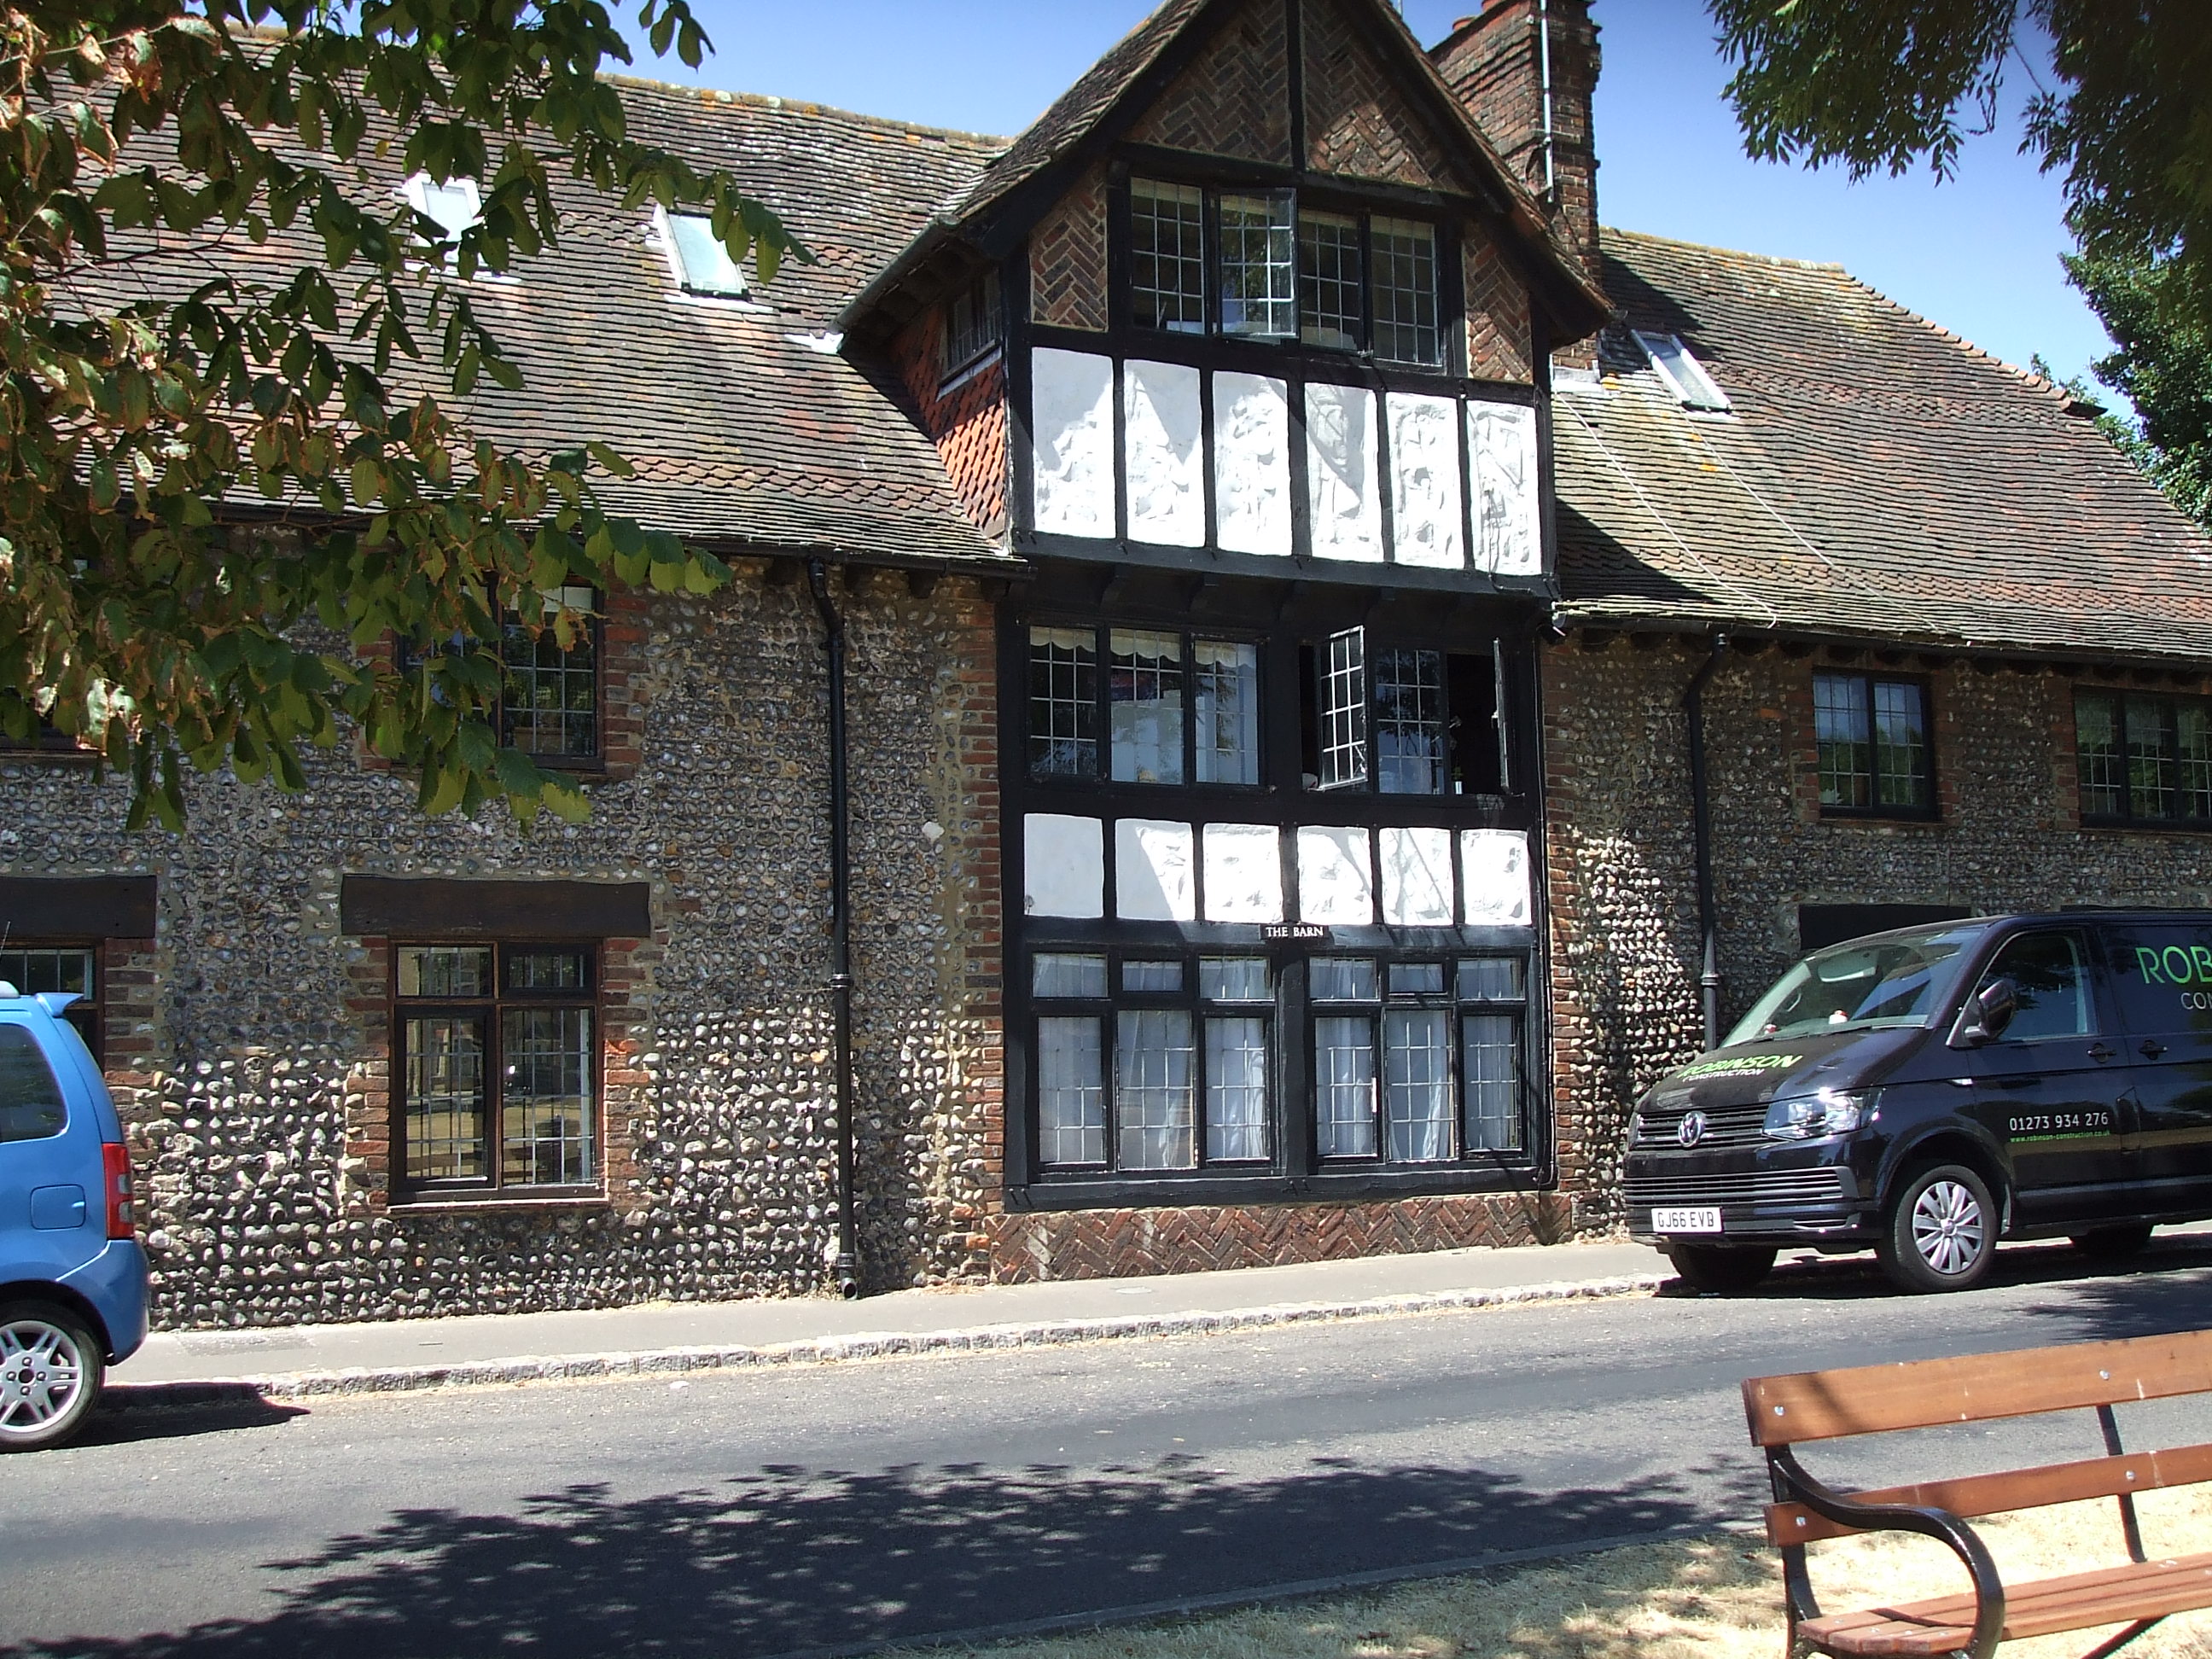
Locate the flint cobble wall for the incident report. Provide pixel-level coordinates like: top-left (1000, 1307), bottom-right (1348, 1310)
top-left (1544, 636), bottom-right (2212, 1227)
top-left (2, 566), bottom-right (1003, 1329)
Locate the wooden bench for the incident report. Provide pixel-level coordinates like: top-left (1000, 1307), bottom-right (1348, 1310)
top-left (1743, 1330), bottom-right (2212, 1659)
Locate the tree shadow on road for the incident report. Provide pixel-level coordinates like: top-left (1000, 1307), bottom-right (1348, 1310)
top-left (0, 1454), bottom-right (1761, 1659)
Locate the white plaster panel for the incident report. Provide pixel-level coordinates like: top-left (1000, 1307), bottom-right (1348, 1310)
top-left (1213, 371), bottom-right (1292, 556)
top-left (1124, 359), bottom-right (1205, 548)
top-left (1468, 400), bottom-right (1542, 575)
top-left (1305, 382), bottom-right (1384, 562)
top-left (1296, 825), bottom-right (1375, 925)
top-left (1030, 348), bottom-right (1115, 538)
top-left (1460, 828), bottom-right (1533, 926)
top-left (1201, 824), bottom-right (1284, 924)
top-left (1115, 818), bottom-right (1197, 923)
top-left (1024, 813), bottom-right (1103, 918)
top-left (1387, 393), bottom-right (1465, 569)
top-left (1378, 826), bottom-right (1455, 926)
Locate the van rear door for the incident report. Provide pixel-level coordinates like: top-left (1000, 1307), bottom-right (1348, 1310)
top-left (2101, 919), bottom-right (2212, 1216)
top-left (1964, 928), bottom-right (2133, 1226)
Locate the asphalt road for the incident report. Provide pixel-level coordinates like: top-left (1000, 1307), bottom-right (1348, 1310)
top-left (8, 1239), bottom-right (2212, 1659)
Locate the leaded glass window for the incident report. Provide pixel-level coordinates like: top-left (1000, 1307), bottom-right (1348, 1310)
top-left (1371, 218), bottom-right (1440, 366)
top-left (395, 943), bottom-right (597, 1192)
top-left (1318, 627), bottom-right (1369, 790)
top-left (1028, 626), bottom-right (1098, 779)
top-left (1205, 1017), bottom-right (1269, 1161)
top-left (2078, 690), bottom-right (2212, 826)
top-left (1038, 1016), bottom-right (1106, 1166)
top-left (1219, 191), bottom-right (1295, 338)
top-left (1109, 629), bottom-right (1185, 784)
top-left (1374, 649), bottom-right (1446, 795)
top-left (0, 946), bottom-right (97, 1056)
top-left (1299, 211), bottom-right (1363, 350)
top-left (1131, 179), bottom-right (1207, 334)
top-left (500, 586), bottom-right (600, 760)
top-left (1194, 641), bottom-right (1260, 785)
top-left (1115, 1009), bottom-right (1195, 1169)
top-left (1815, 672), bottom-right (1933, 816)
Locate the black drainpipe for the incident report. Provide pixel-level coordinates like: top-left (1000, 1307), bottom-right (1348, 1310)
top-left (806, 559), bottom-right (861, 1299)
top-left (1683, 634), bottom-right (1730, 1052)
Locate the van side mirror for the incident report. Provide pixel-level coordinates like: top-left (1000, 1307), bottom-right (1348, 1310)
top-left (1951, 977), bottom-right (2018, 1048)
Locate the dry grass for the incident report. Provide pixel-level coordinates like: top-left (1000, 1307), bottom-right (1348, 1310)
top-left (912, 1490), bottom-right (2212, 1659)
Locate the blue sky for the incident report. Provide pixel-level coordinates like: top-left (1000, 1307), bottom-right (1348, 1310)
top-left (626, 0), bottom-right (2110, 387)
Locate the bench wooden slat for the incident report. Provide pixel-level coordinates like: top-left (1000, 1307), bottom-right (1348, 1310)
top-left (1743, 1329), bottom-right (2212, 1446)
top-left (1767, 1441), bottom-right (2212, 1544)
top-left (1800, 1552), bottom-right (2212, 1656)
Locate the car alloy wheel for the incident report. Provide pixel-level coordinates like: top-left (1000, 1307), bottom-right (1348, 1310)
top-left (0, 1303), bottom-right (102, 1452)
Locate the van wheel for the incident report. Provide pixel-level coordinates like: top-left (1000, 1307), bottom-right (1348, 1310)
top-left (1664, 1242), bottom-right (1778, 1294)
top-left (0, 1301), bottom-right (104, 1452)
top-left (1878, 1164), bottom-right (1998, 1294)
top-left (2071, 1224), bottom-right (2154, 1261)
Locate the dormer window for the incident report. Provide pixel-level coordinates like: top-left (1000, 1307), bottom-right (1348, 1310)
top-left (1633, 330), bottom-right (1732, 412)
top-left (662, 211), bottom-right (748, 298)
top-left (944, 269), bottom-right (1003, 377)
top-left (1126, 178), bottom-right (1443, 369)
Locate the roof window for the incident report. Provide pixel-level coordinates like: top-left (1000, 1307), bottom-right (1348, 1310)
top-left (1632, 330), bottom-right (1732, 413)
top-left (402, 173), bottom-right (481, 247)
top-left (661, 210), bottom-right (748, 298)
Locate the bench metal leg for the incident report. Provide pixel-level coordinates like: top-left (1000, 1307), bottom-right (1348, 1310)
top-left (2076, 1618), bottom-right (2162, 1659)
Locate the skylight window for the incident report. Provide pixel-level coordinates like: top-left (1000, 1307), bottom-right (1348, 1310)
top-left (402, 173), bottom-right (481, 248)
top-left (662, 211), bottom-right (748, 298)
top-left (1632, 330), bottom-right (1732, 412)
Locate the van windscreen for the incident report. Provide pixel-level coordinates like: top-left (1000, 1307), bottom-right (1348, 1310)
top-left (1724, 927), bottom-right (1983, 1047)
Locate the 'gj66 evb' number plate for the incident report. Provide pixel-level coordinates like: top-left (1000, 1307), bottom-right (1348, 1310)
top-left (1651, 1206), bottom-right (1722, 1234)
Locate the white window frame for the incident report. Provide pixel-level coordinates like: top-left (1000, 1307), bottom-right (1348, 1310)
top-left (654, 206), bottom-right (752, 301)
top-left (1632, 329), bottom-right (1732, 413)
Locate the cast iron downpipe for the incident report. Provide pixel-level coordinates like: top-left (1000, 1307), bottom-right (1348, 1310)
top-left (806, 559), bottom-right (861, 1300)
top-left (1683, 634), bottom-right (1730, 1052)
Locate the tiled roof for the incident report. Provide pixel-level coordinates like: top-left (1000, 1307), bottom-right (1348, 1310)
top-left (1555, 228), bottom-right (2212, 661)
top-left (82, 80), bottom-right (1010, 566)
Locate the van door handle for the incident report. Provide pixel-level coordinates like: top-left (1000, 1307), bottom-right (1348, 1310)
top-left (2088, 1043), bottom-right (2118, 1062)
top-left (2140, 1039), bottom-right (2168, 1060)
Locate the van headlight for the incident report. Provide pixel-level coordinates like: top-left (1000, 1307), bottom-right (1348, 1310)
top-left (1762, 1088), bottom-right (1878, 1140)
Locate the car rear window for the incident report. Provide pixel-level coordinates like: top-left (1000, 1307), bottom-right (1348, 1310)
top-left (0, 1023), bottom-right (66, 1142)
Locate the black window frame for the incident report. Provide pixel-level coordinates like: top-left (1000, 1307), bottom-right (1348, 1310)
top-left (391, 940), bottom-right (602, 1200)
top-left (2075, 687), bottom-right (2212, 830)
top-left (1023, 620), bottom-right (1269, 791)
top-left (0, 943), bottom-right (99, 1062)
top-left (1813, 669), bottom-right (1937, 821)
top-left (942, 267), bottom-right (1004, 383)
top-left (399, 588), bottom-right (604, 769)
top-left (1302, 627), bottom-right (1514, 799)
top-left (1122, 174), bottom-right (1450, 371)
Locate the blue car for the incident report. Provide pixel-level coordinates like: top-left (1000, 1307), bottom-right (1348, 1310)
top-left (0, 987), bottom-right (148, 1450)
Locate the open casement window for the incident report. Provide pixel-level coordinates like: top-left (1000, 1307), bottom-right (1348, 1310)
top-left (400, 587), bottom-right (602, 765)
top-left (2077, 689), bottom-right (2212, 828)
top-left (661, 209), bottom-right (748, 298)
top-left (1312, 957), bottom-right (1529, 1163)
top-left (394, 944), bottom-right (598, 1195)
top-left (1303, 628), bottom-right (1512, 796)
top-left (1032, 952), bottom-right (1275, 1173)
top-left (1024, 623), bottom-right (1262, 789)
top-left (0, 946), bottom-right (96, 1060)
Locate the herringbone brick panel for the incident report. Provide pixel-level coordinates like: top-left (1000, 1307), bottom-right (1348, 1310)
top-left (1464, 233), bottom-right (1533, 382)
top-left (1302, 0), bottom-right (1459, 190)
top-left (1129, 0), bottom-right (1293, 165)
top-left (1031, 166), bottom-right (1110, 332)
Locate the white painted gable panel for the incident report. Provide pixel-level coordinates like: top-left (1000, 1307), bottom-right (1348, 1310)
top-left (1024, 813), bottom-right (1103, 917)
top-left (1031, 348), bottom-right (1115, 538)
top-left (1115, 818), bottom-right (1197, 923)
top-left (1387, 393), bottom-right (1464, 569)
top-left (1213, 372), bottom-right (1292, 556)
top-left (1201, 824), bottom-right (1284, 923)
top-left (1468, 401), bottom-right (1541, 575)
top-left (1296, 825), bottom-right (1374, 925)
top-left (1460, 828), bottom-right (1532, 925)
top-left (1378, 826), bottom-right (1455, 925)
top-left (1305, 383), bottom-right (1384, 562)
top-left (1124, 359), bottom-right (1205, 547)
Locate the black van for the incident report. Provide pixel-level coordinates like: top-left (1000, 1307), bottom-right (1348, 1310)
top-left (1625, 911), bottom-right (2212, 1294)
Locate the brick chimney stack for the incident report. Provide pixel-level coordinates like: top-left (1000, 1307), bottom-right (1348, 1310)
top-left (1431, 0), bottom-right (1602, 294)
